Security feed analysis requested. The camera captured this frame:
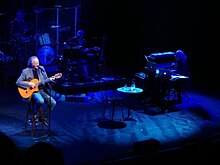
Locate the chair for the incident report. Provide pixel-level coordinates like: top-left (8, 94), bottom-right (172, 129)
top-left (102, 90), bottom-right (124, 121)
top-left (24, 98), bottom-right (45, 136)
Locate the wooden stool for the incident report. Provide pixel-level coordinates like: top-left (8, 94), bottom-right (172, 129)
top-left (24, 98), bottom-right (45, 136)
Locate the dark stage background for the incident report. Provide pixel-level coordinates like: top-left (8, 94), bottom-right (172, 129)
top-left (0, 0), bottom-right (219, 89)
top-left (1, 1), bottom-right (220, 165)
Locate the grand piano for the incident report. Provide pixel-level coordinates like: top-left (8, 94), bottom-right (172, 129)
top-left (135, 51), bottom-right (190, 105)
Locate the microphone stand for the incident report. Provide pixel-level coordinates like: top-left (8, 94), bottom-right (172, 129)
top-left (42, 82), bottom-right (59, 143)
top-left (46, 81), bottom-right (53, 136)
top-left (33, 68), bottom-right (51, 140)
top-left (39, 66), bottom-right (53, 136)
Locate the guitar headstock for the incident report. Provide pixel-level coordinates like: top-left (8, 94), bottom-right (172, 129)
top-left (54, 73), bottom-right (62, 79)
top-left (94, 47), bottom-right (100, 51)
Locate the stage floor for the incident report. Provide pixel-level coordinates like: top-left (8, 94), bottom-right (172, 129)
top-left (1, 84), bottom-right (220, 165)
top-left (2, 61), bottom-right (220, 165)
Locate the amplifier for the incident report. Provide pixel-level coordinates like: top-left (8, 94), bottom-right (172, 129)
top-left (134, 72), bottom-right (148, 91)
top-left (135, 72), bottom-right (147, 80)
top-left (133, 139), bottom-right (160, 153)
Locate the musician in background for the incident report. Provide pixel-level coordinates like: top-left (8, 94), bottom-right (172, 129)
top-left (171, 49), bottom-right (189, 76)
top-left (170, 49), bottom-right (190, 103)
top-left (63, 29), bottom-right (100, 81)
top-left (16, 56), bottom-right (60, 126)
top-left (157, 49), bottom-right (189, 107)
top-left (9, 10), bottom-right (34, 61)
top-left (63, 29), bottom-right (86, 51)
top-left (145, 49), bottom-right (189, 112)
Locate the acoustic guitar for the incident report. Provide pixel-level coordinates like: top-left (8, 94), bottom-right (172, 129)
top-left (18, 73), bottom-right (62, 99)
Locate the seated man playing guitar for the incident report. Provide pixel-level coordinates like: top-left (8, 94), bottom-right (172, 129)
top-left (16, 56), bottom-right (62, 126)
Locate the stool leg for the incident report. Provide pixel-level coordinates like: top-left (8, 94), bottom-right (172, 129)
top-left (31, 103), bottom-right (35, 136)
top-left (121, 103), bottom-right (124, 120)
top-left (103, 100), bottom-right (108, 117)
top-left (25, 103), bottom-right (30, 130)
top-left (111, 102), bottom-right (115, 120)
top-left (38, 107), bottom-right (44, 134)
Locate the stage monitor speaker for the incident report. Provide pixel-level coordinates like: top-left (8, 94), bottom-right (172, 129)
top-left (132, 139), bottom-right (160, 154)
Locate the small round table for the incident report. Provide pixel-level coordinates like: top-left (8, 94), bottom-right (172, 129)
top-left (117, 87), bottom-right (143, 121)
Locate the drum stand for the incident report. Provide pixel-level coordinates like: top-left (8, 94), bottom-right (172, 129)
top-left (35, 6), bottom-right (61, 59)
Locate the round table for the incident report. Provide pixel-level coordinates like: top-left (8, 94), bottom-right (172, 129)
top-left (117, 87), bottom-right (143, 121)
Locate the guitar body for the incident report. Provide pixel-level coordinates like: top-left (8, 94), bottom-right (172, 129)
top-left (18, 73), bottom-right (62, 99)
top-left (18, 79), bottom-right (39, 99)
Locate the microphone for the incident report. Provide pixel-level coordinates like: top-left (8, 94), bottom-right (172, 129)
top-left (38, 66), bottom-right (45, 72)
top-left (66, 36), bottom-right (77, 41)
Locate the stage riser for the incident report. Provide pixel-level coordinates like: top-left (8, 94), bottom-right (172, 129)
top-left (51, 74), bottom-right (127, 95)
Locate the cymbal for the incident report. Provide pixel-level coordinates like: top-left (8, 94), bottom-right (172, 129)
top-left (50, 25), bottom-right (60, 28)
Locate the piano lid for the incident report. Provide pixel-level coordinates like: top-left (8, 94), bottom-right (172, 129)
top-left (150, 52), bottom-right (175, 58)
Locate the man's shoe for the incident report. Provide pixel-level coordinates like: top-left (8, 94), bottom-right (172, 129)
top-left (42, 119), bottom-right (48, 126)
top-left (38, 116), bottom-right (48, 126)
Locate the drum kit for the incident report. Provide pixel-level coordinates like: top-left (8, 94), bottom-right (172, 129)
top-left (1, 10), bottom-right (101, 83)
top-left (1, 9), bottom-right (72, 67)
top-left (0, 13), bottom-right (16, 62)
top-left (8, 11), bottom-right (36, 61)
top-left (37, 32), bottom-right (68, 66)
top-left (37, 24), bottom-right (72, 66)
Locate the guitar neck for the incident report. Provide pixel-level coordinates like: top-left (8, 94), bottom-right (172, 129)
top-left (35, 73), bottom-right (61, 86)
